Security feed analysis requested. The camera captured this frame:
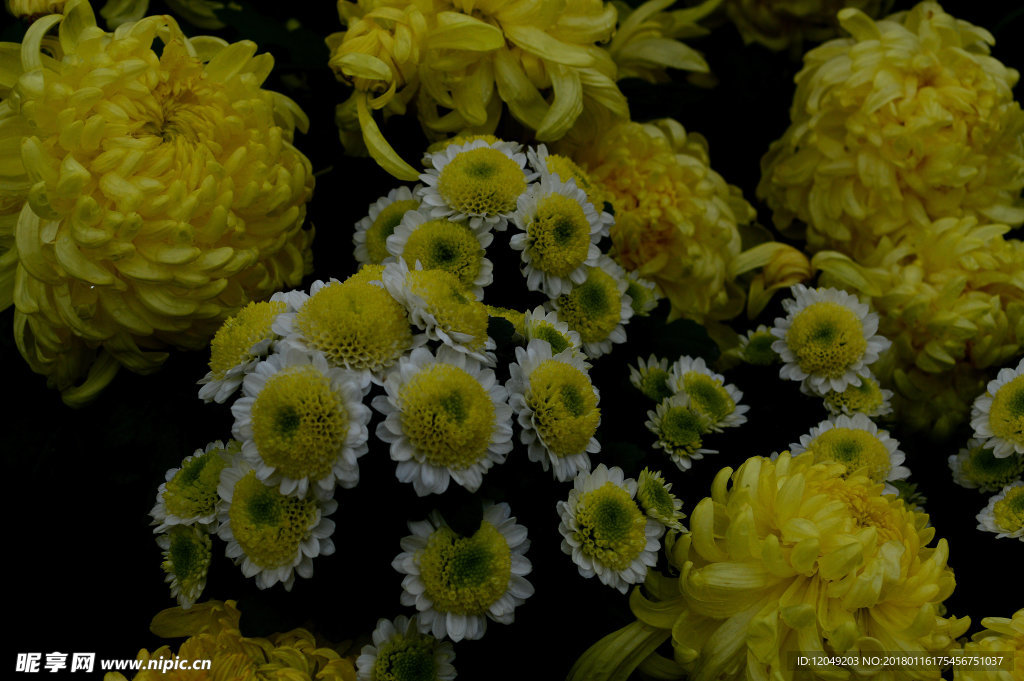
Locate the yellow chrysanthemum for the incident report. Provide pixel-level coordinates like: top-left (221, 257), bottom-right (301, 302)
top-left (7, 0), bottom-right (65, 18)
top-left (326, 0), bottom-right (717, 180)
top-left (103, 600), bottom-right (357, 681)
top-left (606, 0), bottom-right (717, 83)
top-left (725, 0), bottom-right (892, 53)
top-left (0, 0), bottom-right (314, 405)
top-left (569, 452), bottom-right (969, 681)
top-left (571, 118), bottom-right (756, 323)
top-left (953, 610), bottom-right (1024, 681)
top-left (759, 2), bottom-right (1024, 260)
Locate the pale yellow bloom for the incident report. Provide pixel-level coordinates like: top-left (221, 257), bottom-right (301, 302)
top-left (953, 610), bottom-right (1024, 681)
top-left (0, 0), bottom-right (314, 404)
top-left (726, 0), bottom-right (893, 53)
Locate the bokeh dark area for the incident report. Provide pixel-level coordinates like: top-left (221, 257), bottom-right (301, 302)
top-left (3, 0), bottom-right (1023, 678)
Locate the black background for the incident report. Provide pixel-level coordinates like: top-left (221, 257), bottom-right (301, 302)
top-left (3, 0), bottom-right (1023, 678)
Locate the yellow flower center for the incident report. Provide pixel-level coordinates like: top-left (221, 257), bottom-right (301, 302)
top-left (163, 444), bottom-right (234, 520)
top-left (407, 270), bottom-right (489, 352)
top-left (526, 321), bottom-right (573, 355)
top-left (250, 366), bottom-right (350, 482)
top-left (525, 360), bottom-right (600, 457)
top-left (346, 264), bottom-right (386, 285)
top-left (437, 148), bottom-right (525, 216)
top-left (993, 486), bottom-right (1024, 533)
top-left (401, 219), bottom-right (482, 291)
top-left (742, 331), bottom-right (778, 366)
top-left (295, 280), bottom-right (413, 372)
top-left (625, 278), bottom-right (656, 316)
top-left (988, 375), bottom-right (1024, 448)
top-left (962, 446), bottom-right (1024, 489)
top-left (636, 367), bottom-right (673, 402)
top-left (162, 525), bottom-right (211, 594)
top-left (637, 471), bottom-right (681, 528)
top-left (657, 405), bottom-right (706, 456)
top-left (527, 193), bottom-right (592, 276)
top-left (545, 154), bottom-right (607, 209)
top-left (373, 633), bottom-right (438, 681)
top-left (398, 364), bottom-right (496, 470)
top-left (786, 302), bottom-right (868, 379)
top-left (813, 477), bottom-right (904, 542)
top-left (228, 471), bottom-right (318, 568)
top-left (486, 305), bottom-right (525, 335)
top-left (574, 482), bottom-right (648, 570)
top-left (418, 522), bottom-right (512, 615)
top-left (208, 301), bottom-right (286, 379)
top-left (680, 372), bottom-right (735, 423)
top-left (556, 268), bottom-right (623, 343)
top-left (807, 428), bottom-right (892, 483)
top-left (824, 376), bottom-right (886, 415)
top-left (367, 199), bottom-right (420, 263)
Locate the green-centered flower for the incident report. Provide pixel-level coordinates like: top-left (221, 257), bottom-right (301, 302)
top-left (356, 615), bottom-right (456, 681)
top-left (738, 324), bottom-right (779, 366)
top-left (217, 457), bottom-right (336, 590)
top-left (550, 256), bottom-right (633, 358)
top-left (151, 440), bottom-right (237, 532)
top-left (528, 144), bottom-right (610, 211)
top-left (971, 359), bottom-right (1024, 458)
top-left (950, 438), bottom-right (1024, 493)
top-left (392, 503), bottom-right (533, 642)
top-left (636, 467), bottom-right (686, 533)
top-left (373, 346), bottom-right (513, 496)
top-left (387, 210), bottom-right (493, 299)
top-left (624, 271), bottom-right (660, 317)
top-left (977, 482), bottom-right (1024, 541)
top-left (669, 355), bottom-right (748, 430)
top-left (157, 524), bottom-right (211, 609)
top-left (521, 306), bottom-right (582, 358)
top-left (645, 395), bottom-right (716, 471)
top-left (199, 299), bottom-right (289, 403)
top-left (791, 412), bottom-right (909, 493)
top-left (628, 355), bottom-right (674, 402)
top-left (355, 186), bottom-right (422, 264)
top-left (821, 372), bottom-right (893, 418)
top-left (557, 464), bottom-right (662, 594)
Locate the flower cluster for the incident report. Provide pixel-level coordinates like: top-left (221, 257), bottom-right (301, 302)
top-left (0, 0), bottom-right (315, 404)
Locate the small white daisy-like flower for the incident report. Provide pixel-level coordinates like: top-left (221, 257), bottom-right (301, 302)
top-left (382, 259), bottom-right (495, 364)
top-left (549, 256), bottom-right (633, 359)
top-left (971, 359), bottom-right (1024, 458)
top-left (771, 284), bottom-right (890, 394)
top-left (217, 456), bottom-right (337, 590)
top-left (976, 482), bottom-right (1024, 541)
top-left (356, 615), bottom-right (456, 681)
top-left (521, 305), bottom-right (583, 359)
top-left (386, 209), bottom-right (494, 299)
top-left (392, 503), bottom-right (534, 642)
top-left (819, 372), bottom-right (894, 418)
top-left (355, 186), bottom-right (422, 264)
top-left (273, 278), bottom-right (417, 386)
top-left (419, 139), bottom-right (534, 231)
top-left (624, 271), bottom-right (660, 317)
top-left (156, 524), bottom-right (211, 609)
top-left (628, 355), bottom-right (674, 402)
top-left (645, 395), bottom-right (717, 472)
top-left (949, 438), bottom-right (1024, 493)
top-left (791, 413), bottom-right (910, 493)
top-left (231, 348), bottom-right (371, 497)
top-left (150, 440), bottom-right (237, 533)
top-left (373, 345), bottom-right (513, 496)
top-left (526, 143), bottom-right (608, 212)
top-left (509, 174), bottom-right (608, 298)
top-left (668, 356), bottom-right (748, 431)
top-left (507, 340), bottom-right (601, 482)
top-left (636, 468), bottom-right (686, 534)
top-left (198, 299), bottom-right (290, 403)
top-left (738, 324), bottom-right (779, 366)
top-left (557, 464), bottom-right (662, 594)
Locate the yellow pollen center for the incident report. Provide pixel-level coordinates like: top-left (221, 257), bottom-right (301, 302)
top-left (250, 366), bottom-right (350, 482)
top-left (407, 270), bottom-right (489, 351)
top-left (163, 525), bottom-right (211, 589)
top-left (556, 269), bottom-right (623, 343)
top-left (681, 372), bottom-right (735, 423)
top-left (637, 368), bottom-right (673, 402)
top-left (574, 482), bottom-right (647, 570)
top-left (437, 148), bottom-right (525, 216)
top-left (786, 302), bottom-right (868, 378)
top-left (808, 428), bottom-right (892, 482)
top-left (988, 376), bottom-right (1024, 448)
top-left (373, 635), bottom-right (437, 681)
top-left (963, 447), bottom-right (1024, 488)
top-left (163, 446), bottom-right (232, 519)
top-left (525, 360), bottom-right (600, 457)
top-left (228, 472), bottom-right (318, 568)
top-left (993, 486), bottom-right (1024, 532)
top-left (368, 199), bottom-right (420, 263)
top-left (398, 364), bottom-right (496, 469)
top-left (658, 405), bottom-right (706, 455)
top-left (825, 376), bottom-right (885, 414)
top-left (546, 154), bottom-right (606, 208)
top-left (209, 301), bottom-right (286, 378)
top-left (527, 321), bottom-right (572, 354)
top-left (527, 193), bottom-right (592, 276)
top-left (401, 219), bottom-right (482, 291)
top-left (417, 522), bottom-right (512, 615)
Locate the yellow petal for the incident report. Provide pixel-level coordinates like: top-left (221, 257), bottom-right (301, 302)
top-left (356, 92), bottom-right (419, 181)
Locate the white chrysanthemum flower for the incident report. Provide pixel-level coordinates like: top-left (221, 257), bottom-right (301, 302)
top-left (355, 615), bottom-right (456, 681)
top-left (668, 356), bottom-right (748, 431)
top-left (386, 209), bottom-right (494, 299)
top-left (510, 174), bottom-right (608, 298)
top-left (355, 186), bottom-right (422, 264)
top-left (157, 525), bottom-right (211, 610)
top-left (418, 139), bottom-right (534, 231)
top-left (273, 278), bottom-right (417, 387)
top-left (526, 143), bottom-right (609, 212)
top-left (624, 271), bottom-right (660, 317)
top-left (976, 482), bottom-right (1024, 541)
top-left (645, 394), bottom-right (717, 472)
top-left (949, 438), bottom-right (1024, 493)
top-left (549, 255), bottom-right (633, 359)
top-left (217, 456), bottom-right (337, 590)
top-left (629, 355), bottom-right (674, 402)
top-left (392, 503), bottom-right (534, 642)
top-left (521, 306), bottom-right (583, 359)
top-left (819, 372), bottom-right (894, 418)
top-left (971, 359), bottom-right (1024, 458)
top-left (636, 467), bottom-right (686, 534)
top-left (382, 259), bottom-right (496, 365)
top-left (791, 413), bottom-right (910, 493)
top-left (507, 340), bottom-right (601, 482)
top-left (771, 284), bottom-right (891, 394)
top-left (231, 348), bottom-right (371, 497)
top-left (557, 464), bottom-right (662, 594)
top-left (738, 324), bottom-right (779, 366)
top-left (372, 345), bottom-right (513, 496)
top-left (150, 440), bottom-right (237, 533)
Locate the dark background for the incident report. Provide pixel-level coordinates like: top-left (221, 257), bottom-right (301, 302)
top-left (3, 0), bottom-right (1023, 678)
